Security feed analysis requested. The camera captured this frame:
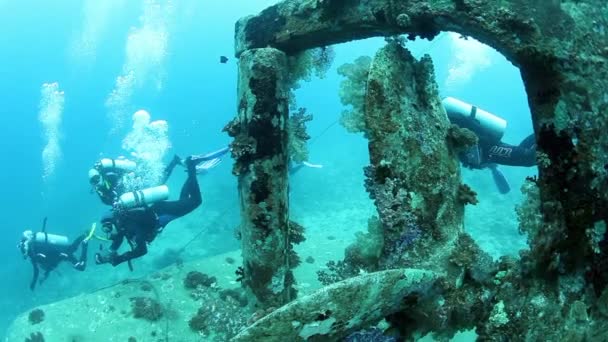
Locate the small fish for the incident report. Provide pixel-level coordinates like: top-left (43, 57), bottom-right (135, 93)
top-left (220, 56), bottom-right (229, 64)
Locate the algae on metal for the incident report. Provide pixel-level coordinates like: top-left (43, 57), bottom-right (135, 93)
top-left (231, 0), bottom-right (608, 339)
top-left (232, 268), bottom-right (438, 341)
top-left (224, 48), bottom-right (298, 309)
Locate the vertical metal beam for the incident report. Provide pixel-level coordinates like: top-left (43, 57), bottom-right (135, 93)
top-left (226, 47), bottom-right (294, 308)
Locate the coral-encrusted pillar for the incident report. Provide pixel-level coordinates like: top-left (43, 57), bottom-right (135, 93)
top-left (364, 42), bottom-right (465, 268)
top-left (224, 48), bottom-right (295, 309)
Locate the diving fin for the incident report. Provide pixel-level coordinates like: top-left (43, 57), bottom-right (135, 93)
top-left (488, 164), bottom-right (511, 194)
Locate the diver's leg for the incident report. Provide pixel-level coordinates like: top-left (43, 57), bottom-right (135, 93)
top-left (40, 269), bottom-right (51, 285)
top-left (73, 240), bottom-right (88, 271)
top-left (511, 134), bottom-right (537, 167)
top-left (67, 234), bottom-right (86, 254)
top-left (153, 161), bottom-right (202, 219)
top-left (30, 261), bottom-right (39, 291)
top-left (518, 134), bottom-right (536, 149)
top-left (162, 154), bottom-right (183, 184)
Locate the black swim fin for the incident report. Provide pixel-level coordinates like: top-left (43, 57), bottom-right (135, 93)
top-left (488, 164), bottom-right (511, 194)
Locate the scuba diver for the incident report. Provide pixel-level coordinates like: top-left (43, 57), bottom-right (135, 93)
top-left (443, 97), bottom-right (537, 194)
top-left (88, 147), bottom-right (229, 206)
top-left (94, 155), bottom-right (207, 267)
top-left (18, 225), bottom-right (90, 290)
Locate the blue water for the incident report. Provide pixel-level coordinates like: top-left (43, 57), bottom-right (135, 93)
top-left (0, 0), bottom-right (534, 338)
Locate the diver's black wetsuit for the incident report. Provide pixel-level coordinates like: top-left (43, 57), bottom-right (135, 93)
top-left (99, 164), bottom-right (202, 266)
top-left (27, 234), bottom-right (88, 290)
top-left (460, 134), bottom-right (537, 169)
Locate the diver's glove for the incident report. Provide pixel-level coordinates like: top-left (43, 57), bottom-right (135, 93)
top-left (94, 253), bottom-right (107, 265)
top-left (460, 145), bottom-right (483, 169)
top-left (95, 251), bottom-right (116, 265)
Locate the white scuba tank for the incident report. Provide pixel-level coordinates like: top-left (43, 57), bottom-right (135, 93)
top-left (98, 158), bottom-right (137, 172)
top-left (116, 185), bottom-right (170, 209)
top-left (442, 97), bottom-right (507, 142)
top-left (33, 232), bottom-right (70, 247)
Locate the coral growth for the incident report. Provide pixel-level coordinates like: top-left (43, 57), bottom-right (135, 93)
top-left (288, 108), bottom-right (313, 163)
top-left (129, 297), bottom-right (163, 321)
top-left (219, 288), bottom-right (249, 307)
top-left (289, 220), bottom-right (306, 244)
top-left (184, 271), bottom-right (217, 289)
top-left (317, 216), bottom-right (399, 285)
top-left (346, 216), bottom-right (385, 269)
top-left (287, 46), bottom-right (335, 87)
top-left (337, 56), bottom-right (372, 134)
top-left (187, 285), bottom-right (249, 339)
top-left (346, 327), bottom-right (397, 342)
top-left (457, 184), bottom-right (478, 205)
top-left (235, 266), bottom-right (245, 282)
top-left (447, 125), bottom-right (478, 152)
top-left (188, 307), bottom-right (209, 332)
top-left (28, 309), bottom-right (44, 325)
top-left (310, 46), bottom-right (335, 79)
top-left (317, 259), bottom-right (362, 286)
top-left (449, 233), bottom-right (497, 284)
top-left (286, 47), bottom-right (335, 108)
top-left (516, 179), bottom-right (543, 246)
top-left (382, 222), bottom-right (423, 269)
top-left (365, 168), bottom-right (406, 226)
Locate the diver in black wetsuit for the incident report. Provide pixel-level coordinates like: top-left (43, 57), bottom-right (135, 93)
top-left (94, 156), bottom-right (204, 267)
top-left (443, 97), bottom-right (537, 194)
top-left (459, 134), bottom-right (536, 168)
top-left (18, 230), bottom-right (89, 290)
top-left (88, 147), bottom-right (228, 206)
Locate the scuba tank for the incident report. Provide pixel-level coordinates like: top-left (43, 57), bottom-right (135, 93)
top-left (34, 232), bottom-right (70, 247)
top-left (116, 185), bottom-right (170, 209)
top-left (22, 230), bottom-right (71, 247)
top-left (88, 168), bottom-right (101, 185)
top-left (97, 158), bottom-right (136, 172)
top-left (442, 97), bottom-right (507, 143)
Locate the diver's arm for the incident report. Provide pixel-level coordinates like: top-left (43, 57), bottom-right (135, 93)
top-left (95, 232), bottom-right (123, 265)
top-left (110, 236), bottom-right (147, 266)
top-left (109, 232), bottom-right (125, 252)
top-left (30, 260), bottom-right (39, 290)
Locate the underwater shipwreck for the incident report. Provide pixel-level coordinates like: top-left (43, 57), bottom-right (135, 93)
top-left (8, 0), bottom-right (608, 341)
